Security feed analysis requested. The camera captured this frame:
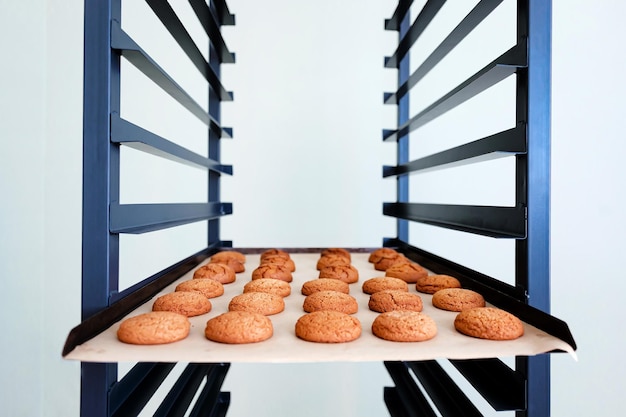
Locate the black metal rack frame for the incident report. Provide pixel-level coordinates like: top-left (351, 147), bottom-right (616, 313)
top-left (75, 1), bottom-right (572, 416)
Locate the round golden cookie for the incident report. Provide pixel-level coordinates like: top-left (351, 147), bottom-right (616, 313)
top-left (243, 278), bottom-right (291, 298)
top-left (372, 311), bottom-right (437, 342)
top-left (454, 307), bottom-right (524, 340)
top-left (361, 277), bottom-right (409, 295)
top-left (228, 292), bottom-right (285, 316)
top-left (302, 290), bottom-right (358, 314)
top-left (205, 311), bottom-right (273, 344)
top-left (260, 255), bottom-right (296, 272)
top-left (152, 291), bottom-right (212, 317)
top-left (316, 254), bottom-right (351, 270)
top-left (368, 247), bottom-right (398, 263)
top-left (117, 311), bottom-right (190, 345)
top-left (211, 250), bottom-right (246, 264)
top-left (260, 248), bottom-right (290, 262)
top-left (175, 279), bottom-right (224, 299)
top-left (432, 288), bottom-right (485, 312)
top-left (374, 252), bottom-right (409, 271)
top-left (251, 264), bottom-right (293, 282)
top-left (321, 248), bottom-right (351, 261)
top-left (415, 274), bottom-right (461, 294)
top-left (301, 278), bottom-right (350, 296)
top-left (368, 290), bottom-right (423, 313)
top-left (193, 263), bottom-right (236, 284)
top-left (318, 264), bottom-right (359, 284)
top-left (209, 257), bottom-right (245, 273)
top-left (385, 262), bottom-right (428, 283)
top-left (295, 310), bottom-right (362, 343)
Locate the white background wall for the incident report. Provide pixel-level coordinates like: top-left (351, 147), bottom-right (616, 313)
top-left (1, 0), bottom-right (625, 416)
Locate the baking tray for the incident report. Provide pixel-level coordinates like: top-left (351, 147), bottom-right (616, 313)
top-left (63, 252), bottom-right (576, 363)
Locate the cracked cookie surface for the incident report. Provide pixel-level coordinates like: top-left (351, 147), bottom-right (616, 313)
top-left (175, 278), bottom-right (224, 298)
top-left (205, 311), bottom-right (273, 344)
top-left (318, 264), bottom-right (359, 283)
top-left (251, 264), bottom-right (293, 282)
top-left (368, 290), bottom-right (423, 313)
top-left (117, 311), bottom-right (190, 345)
top-left (301, 278), bottom-right (350, 296)
top-left (362, 277), bottom-right (409, 294)
top-left (193, 263), bottom-right (236, 284)
top-left (372, 311), bottom-right (437, 342)
top-left (228, 292), bottom-right (285, 315)
top-left (302, 290), bottom-right (358, 314)
top-left (152, 291), bottom-right (212, 317)
top-left (454, 307), bottom-right (524, 340)
top-left (243, 278), bottom-right (291, 297)
top-left (415, 274), bottom-right (461, 294)
top-left (385, 262), bottom-right (428, 283)
top-left (295, 310), bottom-right (362, 343)
top-left (432, 288), bottom-right (485, 312)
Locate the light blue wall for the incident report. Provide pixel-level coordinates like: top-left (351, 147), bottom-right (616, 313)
top-left (0, 1), bottom-right (82, 416)
top-left (550, 1), bottom-right (626, 414)
top-left (1, 2), bottom-right (46, 416)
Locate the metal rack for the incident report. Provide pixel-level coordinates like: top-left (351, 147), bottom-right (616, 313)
top-left (81, 1), bottom-right (234, 415)
top-left (74, 1), bottom-right (571, 416)
top-left (382, 1), bottom-right (554, 416)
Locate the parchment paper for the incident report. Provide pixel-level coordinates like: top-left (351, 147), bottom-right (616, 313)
top-left (64, 253), bottom-right (576, 363)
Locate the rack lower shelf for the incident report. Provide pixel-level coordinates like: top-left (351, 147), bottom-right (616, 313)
top-left (63, 252), bottom-right (576, 363)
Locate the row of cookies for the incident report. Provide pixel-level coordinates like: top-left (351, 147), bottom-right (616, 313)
top-left (205, 249), bottom-right (298, 343)
top-left (201, 248), bottom-right (511, 343)
top-left (214, 248), bottom-right (374, 344)
top-left (367, 248), bottom-right (524, 341)
top-left (152, 248), bottom-right (363, 345)
top-left (118, 250), bottom-right (249, 345)
top-left (203, 249), bottom-right (389, 344)
top-left (362, 250), bottom-right (439, 342)
top-left (297, 249), bottom-right (456, 343)
top-left (117, 248), bottom-right (524, 346)
top-left (295, 249), bottom-right (363, 343)
top-left (208, 248), bottom-right (522, 344)
top-left (296, 249), bottom-right (443, 344)
top-left (226, 249), bottom-right (294, 316)
top-left (149, 250), bottom-right (247, 319)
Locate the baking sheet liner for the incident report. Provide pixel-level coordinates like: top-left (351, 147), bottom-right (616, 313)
top-left (64, 253), bottom-right (577, 363)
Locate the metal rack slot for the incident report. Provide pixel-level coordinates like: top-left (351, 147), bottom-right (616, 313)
top-left (111, 21), bottom-right (231, 134)
top-left (450, 358), bottom-right (526, 411)
top-left (383, 201), bottom-right (526, 238)
top-left (385, 0), bottom-right (415, 31)
top-left (188, 0), bottom-right (236, 63)
top-left (385, 0), bottom-right (508, 102)
top-left (111, 115), bottom-right (233, 173)
top-left (382, 1), bottom-right (556, 416)
top-left (384, 362), bottom-right (439, 417)
top-left (208, 0), bottom-right (235, 26)
top-left (190, 391), bottom-right (231, 417)
top-left (186, 364), bottom-right (231, 417)
top-left (153, 363), bottom-right (228, 417)
top-left (383, 387), bottom-right (407, 417)
top-left (407, 360), bottom-right (483, 416)
top-left (145, 0), bottom-right (234, 99)
top-left (382, 125), bottom-right (526, 177)
top-left (384, 0), bottom-right (446, 69)
top-left (383, 45), bottom-right (524, 141)
top-left (110, 202), bottom-right (233, 234)
top-left (109, 362), bottom-right (176, 416)
top-left (81, 0), bottom-right (233, 415)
